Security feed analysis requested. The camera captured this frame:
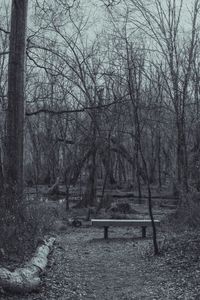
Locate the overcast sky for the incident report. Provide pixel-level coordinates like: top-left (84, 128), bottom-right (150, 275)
top-left (0, 0), bottom-right (198, 41)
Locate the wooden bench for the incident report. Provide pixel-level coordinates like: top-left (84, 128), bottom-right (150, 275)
top-left (91, 219), bottom-right (160, 239)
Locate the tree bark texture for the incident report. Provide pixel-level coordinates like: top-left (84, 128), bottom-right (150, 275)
top-left (4, 0), bottom-right (28, 198)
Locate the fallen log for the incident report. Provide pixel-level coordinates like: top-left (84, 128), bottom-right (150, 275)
top-left (96, 192), bottom-right (178, 200)
top-left (160, 204), bottom-right (177, 209)
top-left (0, 237), bottom-right (55, 294)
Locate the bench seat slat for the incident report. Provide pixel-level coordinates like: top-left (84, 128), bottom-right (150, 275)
top-left (91, 219), bottom-right (160, 227)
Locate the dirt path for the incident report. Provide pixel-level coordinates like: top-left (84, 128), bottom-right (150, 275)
top-left (52, 228), bottom-right (148, 299)
top-left (1, 226), bottom-right (199, 300)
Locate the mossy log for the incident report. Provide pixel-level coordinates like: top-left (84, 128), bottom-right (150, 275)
top-left (0, 237), bottom-right (55, 293)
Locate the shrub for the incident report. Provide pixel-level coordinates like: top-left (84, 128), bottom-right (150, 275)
top-left (0, 200), bottom-right (58, 264)
top-left (171, 191), bottom-right (200, 227)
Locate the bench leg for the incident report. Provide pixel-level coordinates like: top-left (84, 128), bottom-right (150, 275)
top-left (104, 226), bottom-right (109, 239)
top-left (142, 226), bottom-right (147, 238)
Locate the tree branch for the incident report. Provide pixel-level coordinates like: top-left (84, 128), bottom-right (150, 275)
top-left (26, 96), bottom-right (130, 116)
top-left (0, 27), bottom-right (10, 34)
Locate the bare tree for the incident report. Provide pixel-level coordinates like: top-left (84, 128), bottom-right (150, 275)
top-left (128, 0), bottom-right (200, 195)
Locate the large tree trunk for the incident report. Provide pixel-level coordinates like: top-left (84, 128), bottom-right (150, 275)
top-left (81, 149), bottom-right (97, 208)
top-left (4, 0), bottom-right (28, 201)
top-left (101, 153), bottom-right (116, 185)
top-left (157, 133), bottom-right (162, 190)
top-left (135, 139), bottom-right (142, 202)
top-left (176, 119), bottom-right (188, 193)
top-left (0, 148), bottom-right (4, 196)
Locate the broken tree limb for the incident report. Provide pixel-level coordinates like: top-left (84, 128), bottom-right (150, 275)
top-left (0, 237), bottom-right (55, 293)
top-left (47, 177), bottom-right (60, 195)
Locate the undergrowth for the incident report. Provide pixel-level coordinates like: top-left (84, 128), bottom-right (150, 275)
top-left (0, 197), bottom-right (59, 267)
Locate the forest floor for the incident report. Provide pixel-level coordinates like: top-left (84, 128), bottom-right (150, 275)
top-left (1, 220), bottom-right (200, 299)
top-left (1, 189), bottom-right (200, 299)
